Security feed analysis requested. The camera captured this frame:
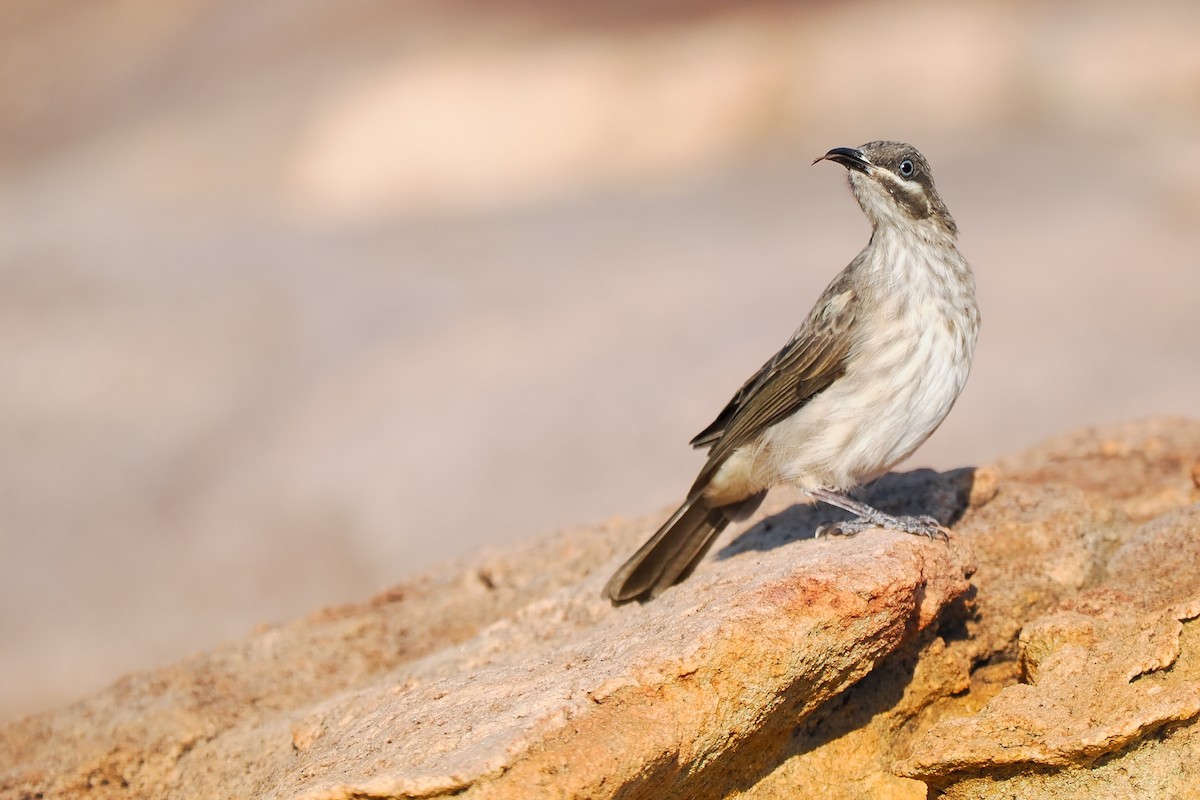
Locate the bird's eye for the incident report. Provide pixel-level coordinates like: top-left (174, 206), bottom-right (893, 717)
top-left (898, 158), bottom-right (915, 177)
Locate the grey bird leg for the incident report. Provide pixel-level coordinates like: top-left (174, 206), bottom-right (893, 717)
top-left (808, 487), bottom-right (948, 541)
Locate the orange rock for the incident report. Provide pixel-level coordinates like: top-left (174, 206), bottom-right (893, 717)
top-left (4, 419), bottom-right (1200, 799)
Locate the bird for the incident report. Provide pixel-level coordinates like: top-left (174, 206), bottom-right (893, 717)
top-left (605, 141), bottom-right (979, 604)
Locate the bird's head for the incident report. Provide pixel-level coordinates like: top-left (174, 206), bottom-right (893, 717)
top-left (815, 141), bottom-right (957, 239)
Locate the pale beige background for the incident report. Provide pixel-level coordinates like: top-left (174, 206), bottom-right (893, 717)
top-left (2, 0), bottom-right (1198, 720)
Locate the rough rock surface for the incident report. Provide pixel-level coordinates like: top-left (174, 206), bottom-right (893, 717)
top-left (3, 417), bottom-right (1200, 799)
top-left (897, 504), bottom-right (1200, 799)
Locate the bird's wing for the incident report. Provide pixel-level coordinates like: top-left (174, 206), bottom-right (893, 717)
top-left (689, 275), bottom-right (859, 487)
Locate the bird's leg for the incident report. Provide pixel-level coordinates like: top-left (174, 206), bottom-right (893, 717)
top-left (808, 487), bottom-right (948, 541)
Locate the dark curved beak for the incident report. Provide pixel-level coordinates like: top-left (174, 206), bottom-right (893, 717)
top-left (813, 147), bottom-right (871, 174)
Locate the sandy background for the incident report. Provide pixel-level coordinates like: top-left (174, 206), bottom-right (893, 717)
top-left (2, 0), bottom-right (1198, 721)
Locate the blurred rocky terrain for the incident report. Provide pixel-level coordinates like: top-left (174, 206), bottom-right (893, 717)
top-left (2, 0), bottom-right (1199, 720)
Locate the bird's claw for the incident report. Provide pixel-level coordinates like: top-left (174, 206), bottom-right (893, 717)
top-left (893, 514), bottom-right (950, 541)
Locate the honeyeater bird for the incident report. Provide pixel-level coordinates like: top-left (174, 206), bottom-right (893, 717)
top-left (606, 141), bottom-right (979, 604)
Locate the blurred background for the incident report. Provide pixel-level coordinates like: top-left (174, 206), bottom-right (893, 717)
top-left (2, 0), bottom-right (1198, 721)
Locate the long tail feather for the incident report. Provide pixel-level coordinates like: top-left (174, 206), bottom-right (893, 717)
top-left (604, 496), bottom-right (729, 603)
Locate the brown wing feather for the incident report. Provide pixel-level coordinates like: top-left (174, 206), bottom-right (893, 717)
top-left (688, 274), bottom-right (859, 492)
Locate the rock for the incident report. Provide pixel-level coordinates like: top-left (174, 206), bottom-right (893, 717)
top-left (994, 416), bottom-right (1200, 522)
top-left (1, 480), bottom-right (974, 799)
top-left (894, 422), bottom-right (1200, 799)
top-left (3, 417), bottom-right (1200, 799)
top-left (897, 505), bottom-right (1200, 799)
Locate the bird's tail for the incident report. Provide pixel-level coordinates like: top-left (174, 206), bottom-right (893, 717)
top-left (604, 495), bottom-right (727, 603)
top-left (604, 488), bottom-right (765, 603)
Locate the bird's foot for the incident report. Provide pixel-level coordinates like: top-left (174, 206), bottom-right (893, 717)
top-left (816, 513), bottom-right (948, 541)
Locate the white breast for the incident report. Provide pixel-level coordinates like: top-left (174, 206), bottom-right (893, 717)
top-left (766, 230), bottom-right (977, 491)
